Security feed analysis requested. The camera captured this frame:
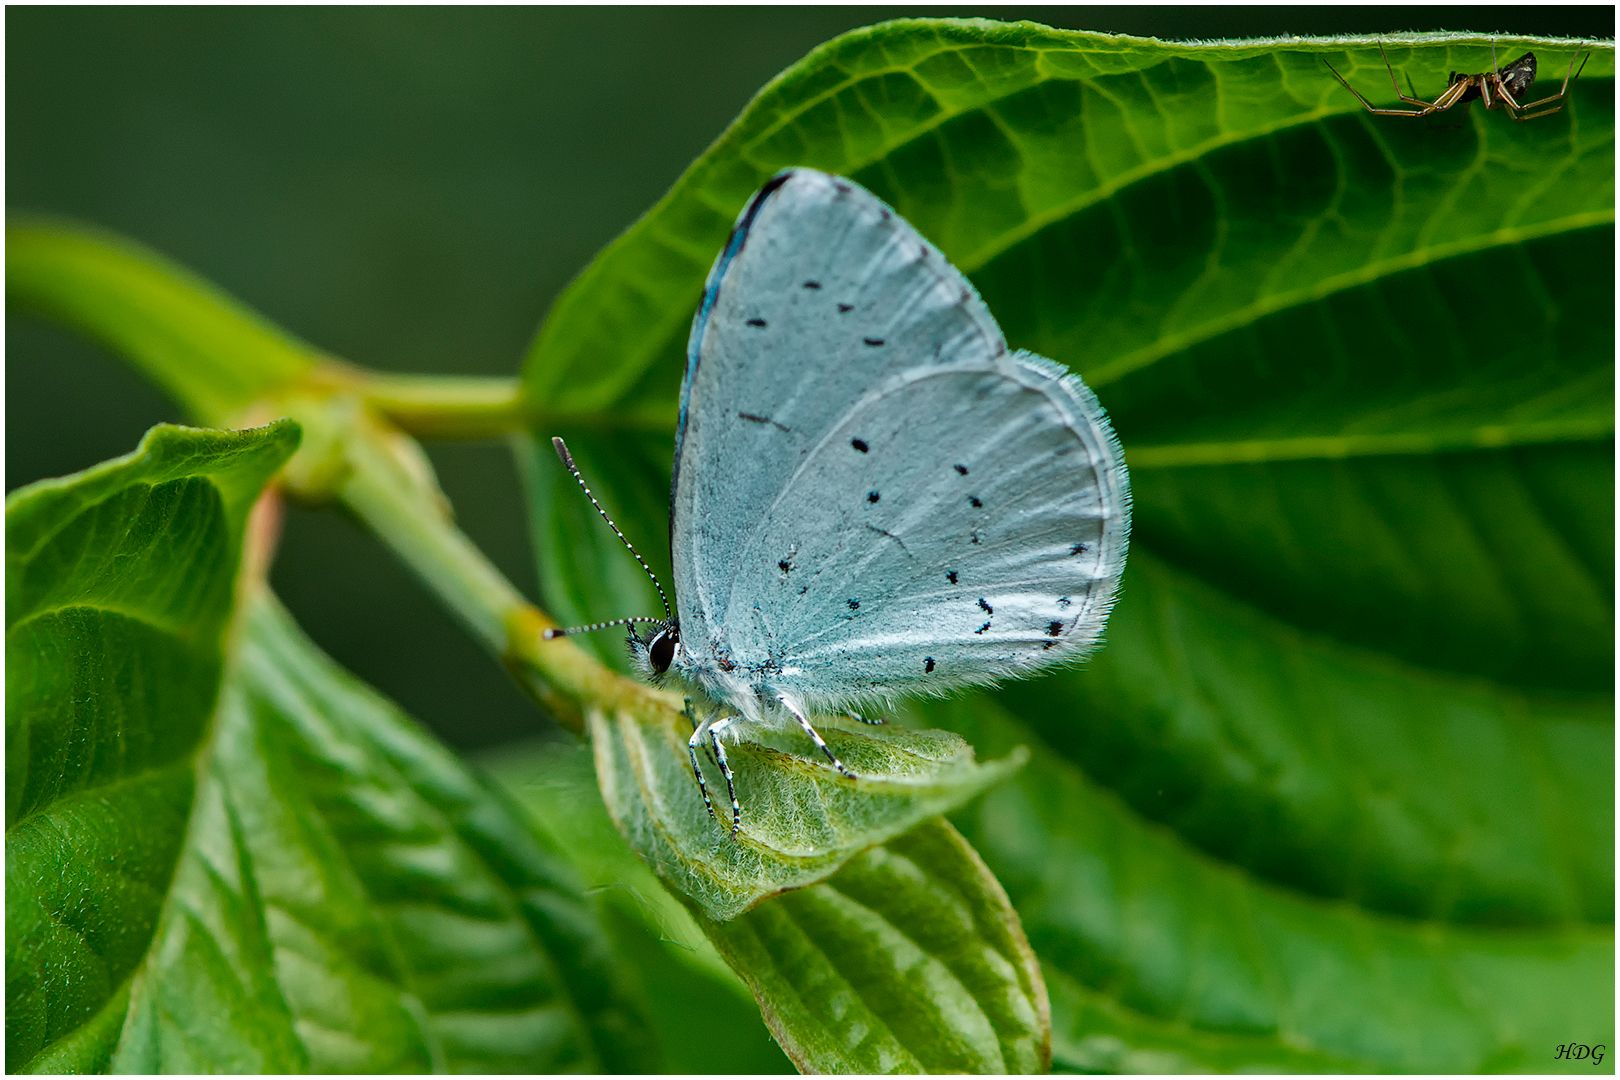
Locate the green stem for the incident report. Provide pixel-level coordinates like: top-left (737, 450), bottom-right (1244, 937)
top-left (360, 372), bottom-right (529, 439)
top-left (315, 400), bottom-right (677, 734)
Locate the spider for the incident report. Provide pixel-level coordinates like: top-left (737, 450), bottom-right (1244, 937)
top-left (1324, 40), bottom-right (1590, 121)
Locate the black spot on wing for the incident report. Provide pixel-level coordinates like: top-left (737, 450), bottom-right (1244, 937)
top-left (969, 496), bottom-right (982, 508)
top-left (864, 337), bottom-right (885, 347)
top-left (924, 657), bottom-right (935, 673)
top-left (978, 598), bottom-right (993, 615)
top-left (803, 280), bottom-right (822, 289)
top-left (946, 571), bottom-right (958, 585)
top-left (746, 317), bottom-right (767, 328)
top-left (1071, 542), bottom-right (1089, 555)
top-left (838, 302), bottom-right (854, 313)
top-left (975, 622), bottom-right (991, 635)
top-left (867, 491), bottom-right (880, 504)
top-left (851, 438), bottom-right (869, 453)
top-left (779, 559), bottom-right (792, 573)
top-left (739, 412), bottom-right (790, 432)
top-left (1047, 621), bottom-right (1064, 637)
top-left (954, 464), bottom-right (969, 475)
top-left (847, 598), bottom-right (860, 610)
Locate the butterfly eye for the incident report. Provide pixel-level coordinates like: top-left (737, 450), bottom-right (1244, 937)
top-left (649, 628), bottom-right (678, 674)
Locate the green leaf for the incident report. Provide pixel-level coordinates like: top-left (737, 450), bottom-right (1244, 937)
top-left (696, 816), bottom-right (1049, 1074)
top-left (590, 686), bottom-right (1026, 921)
top-left (940, 693), bottom-right (1613, 1073)
top-left (479, 737), bottom-right (797, 1075)
top-left (6, 422), bottom-right (298, 1072)
top-left (7, 223), bottom-right (318, 427)
top-left (516, 20), bottom-right (1613, 1072)
top-left (484, 737), bottom-right (1047, 1074)
top-left (519, 27), bottom-right (1611, 424)
top-left (8, 422), bottom-right (664, 1072)
top-left (107, 595), bottom-right (657, 1073)
top-left (1000, 550), bottom-right (1613, 929)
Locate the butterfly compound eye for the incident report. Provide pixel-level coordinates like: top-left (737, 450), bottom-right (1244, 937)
top-left (649, 628), bottom-right (677, 675)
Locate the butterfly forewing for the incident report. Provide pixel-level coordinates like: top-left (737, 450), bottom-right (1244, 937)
top-left (673, 172), bottom-right (1006, 635)
top-left (671, 168), bottom-right (1129, 709)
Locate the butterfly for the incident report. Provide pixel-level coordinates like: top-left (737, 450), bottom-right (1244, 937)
top-left (549, 168), bottom-right (1130, 837)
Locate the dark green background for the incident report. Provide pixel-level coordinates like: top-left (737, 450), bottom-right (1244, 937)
top-left (9, 6), bottom-right (1612, 750)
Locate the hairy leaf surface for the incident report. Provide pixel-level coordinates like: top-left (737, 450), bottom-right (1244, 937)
top-left (590, 685), bottom-right (1027, 921)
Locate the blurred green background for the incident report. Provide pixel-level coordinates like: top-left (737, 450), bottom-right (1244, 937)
top-left (9, 6), bottom-right (1612, 751)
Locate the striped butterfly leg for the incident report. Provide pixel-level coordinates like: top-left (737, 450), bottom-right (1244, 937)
top-left (706, 715), bottom-right (744, 839)
top-left (686, 710), bottom-right (723, 825)
top-left (782, 697), bottom-right (857, 780)
top-left (846, 710), bottom-right (888, 725)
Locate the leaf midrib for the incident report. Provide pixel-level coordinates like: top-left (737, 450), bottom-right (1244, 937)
top-left (1086, 211), bottom-right (1615, 387)
top-left (8, 598), bottom-right (206, 641)
top-left (1125, 417), bottom-right (1614, 468)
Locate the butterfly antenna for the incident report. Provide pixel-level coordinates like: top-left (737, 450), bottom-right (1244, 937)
top-left (544, 437), bottom-right (673, 641)
top-left (544, 615), bottom-right (668, 640)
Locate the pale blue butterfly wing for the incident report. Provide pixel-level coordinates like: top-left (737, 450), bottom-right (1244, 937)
top-left (670, 169), bottom-right (1130, 717)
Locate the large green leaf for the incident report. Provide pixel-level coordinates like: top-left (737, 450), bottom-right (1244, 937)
top-left (516, 20), bottom-right (1613, 1072)
top-left (106, 595), bottom-right (657, 1072)
top-left (941, 694), bottom-right (1612, 1073)
top-left (6, 422), bottom-right (298, 1071)
top-left (7, 423), bottom-right (663, 1072)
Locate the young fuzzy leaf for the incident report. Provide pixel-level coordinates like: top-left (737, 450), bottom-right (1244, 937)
top-left (590, 693), bottom-right (1026, 921)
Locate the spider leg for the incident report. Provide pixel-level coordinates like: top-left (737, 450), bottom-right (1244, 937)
top-left (1423, 76), bottom-right (1473, 117)
top-left (1324, 54), bottom-right (1437, 116)
top-left (780, 696), bottom-right (856, 779)
top-left (1380, 40), bottom-right (1434, 108)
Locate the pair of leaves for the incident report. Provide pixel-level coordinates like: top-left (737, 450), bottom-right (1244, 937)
top-left (488, 738), bottom-right (1046, 1073)
top-left (517, 22), bottom-right (1613, 1073)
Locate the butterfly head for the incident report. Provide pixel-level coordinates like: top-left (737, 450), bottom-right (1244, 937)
top-left (629, 619), bottom-right (682, 681)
